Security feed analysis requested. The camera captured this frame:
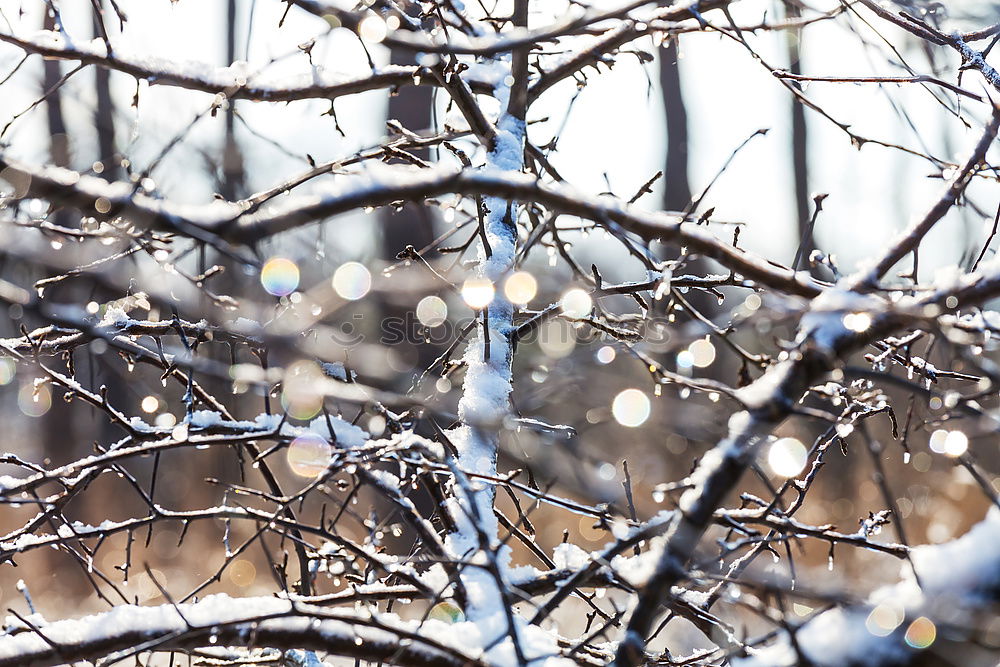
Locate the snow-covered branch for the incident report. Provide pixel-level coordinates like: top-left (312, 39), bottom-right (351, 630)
top-left (0, 155), bottom-right (824, 297)
top-left (0, 31), bottom-right (447, 103)
top-left (736, 509), bottom-right (1000, 666)
top-left (0, 595), bottom-right (489, 667)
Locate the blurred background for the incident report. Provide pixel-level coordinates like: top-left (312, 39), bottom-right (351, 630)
top-left (0, 0), bottom-right (999, 661)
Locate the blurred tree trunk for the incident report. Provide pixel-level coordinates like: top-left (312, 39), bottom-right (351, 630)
top-left (221, 0), bottom-right (245, 200)
top-left (89, 1), bottom-right (133, 465)
top-left (40, 10), bottom-right (91, 598)
top-left (374, 8), bottom-right (440, 552)
top-left (40, 13), bottom-right (70, 461)
top-left (659, 40), bottom-right (690, 211)
top-left (785, 1), bottom-right (811, 267)
top-left (378, 39), bottom-right (438, 381)
top-left (380, 46), bottom-right (435, 255)
top-left (92, 3), bottom-right (119, 180)
top-left (205, 0), bottom-right (245, 486)
top-left (43, 14), bottom-right (69, 170)
top-left (659, 38), bottom-right (720, 317)
top-left (87, 2), bottom-right (121, 432)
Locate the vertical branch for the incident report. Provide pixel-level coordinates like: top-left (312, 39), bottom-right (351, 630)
top-left (785, 1), bottom-right (811, 260)
top-left (445, 0), bottom-right (528, 646)
top-left (507, 0), bottom-right (530, 127)
top-left (221, 0), bottom-right (245, 200)
top-left (42, 13), bottom-right (69, 170)
top-left (659, 38), bottom-right (691, 210)
top-left (375, 24), bottom-right (441, 555)
top-left (92, 1), bottom-right (119, 181)
top-left (38, 9), bottom-right (91, 599)
top-left (657, 35), bottom-right (718, 321)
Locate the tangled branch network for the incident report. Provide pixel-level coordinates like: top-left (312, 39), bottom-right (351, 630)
top-left (0, 0), bottom-right (999, 666)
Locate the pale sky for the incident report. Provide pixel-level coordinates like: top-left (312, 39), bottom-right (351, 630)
top-left (1, 0), bottom-right (996, 281)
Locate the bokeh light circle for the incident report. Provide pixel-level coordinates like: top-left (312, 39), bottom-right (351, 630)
top-left (688, 338), bottom-right (717, 368)
top-left (865, 603), bottom-right (904, 637)
top-left (427, 600), bottom-right (466, 624)
top-left (596, 346), bottom-right (616, 364)
top-left (461, 278), bottom-right (495, 309)
top-left (612, 389), bottom-right (650, 428)
top-left (227, 559), bottom-right (257, 587)
top-left (287, 432), bottom-right (333, 478)
top-left (416, 296), bottom-right (448, 327)
top-left (358, 15), bottom-right (387, 43)
top-left (333, 262), bottom-right (372, 301)
top-left (0, 358), bottom-right (15, 385)
top-left (767, 437), bottom-right (808, 478)
top-left (18, 383), bottom-right (51, 418)
top-left (929, 429), bottom-right (969, 457)
top-left (560, 288), bottom-right (592, 318)
top-left (281, 360), bottom-right (325, 421)
top-left (261, 257), bottom-right (300, 297)
top-left (504, 272), bottom-right (537, 304)
top-left (904, 617), bottom-right (936, 649)
top-left (843, 312), bottom-right (872, 332)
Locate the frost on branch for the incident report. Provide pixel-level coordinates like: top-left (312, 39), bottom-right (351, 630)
top-left (737, 509), bottom-right (1000, 667)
